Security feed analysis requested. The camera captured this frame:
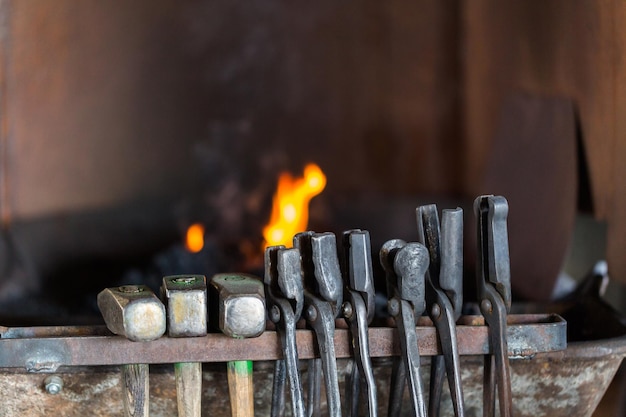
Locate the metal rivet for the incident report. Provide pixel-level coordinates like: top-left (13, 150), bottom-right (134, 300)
top-left (270, 305), bottom-right (281, 323)
top-left (304, 305), bottom-right (318, 322)
top-left (431, 303), bottom-right (441, 320)
top-left (44, 375), bottom-right (63, 395)
top-left (481, 299), bottom-right (493, 315)
top-left (387, 298), bottom-right (400, 317)
top-left (342, 302), bottom-right (353, 319)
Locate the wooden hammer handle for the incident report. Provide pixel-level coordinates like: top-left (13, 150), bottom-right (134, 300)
top-left (123, 363), bottom-right (149, 417)
top-left (175, 362), bottom-right (203, 417)
top-left (228, 360), bottom-right (254, 417)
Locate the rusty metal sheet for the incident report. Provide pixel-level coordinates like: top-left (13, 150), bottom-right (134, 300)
top-left (0, 346), bottom-right (620, 417)
top-left (0, 314), bottom-right (565, 371)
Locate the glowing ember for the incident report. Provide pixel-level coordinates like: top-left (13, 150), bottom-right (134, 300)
top-left (263, 163), bottom-right (326, 247)
top-left (185, 223), bottom-right (205, 253)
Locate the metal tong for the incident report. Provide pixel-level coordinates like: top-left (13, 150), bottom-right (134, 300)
top-left (264, 246), bottom-right (306, 417)
top-left (294, 232), bottom-right (343, 417)
top-left (416, 205), bottom-right (465, 417)
top-left (381, 239), bottom-right (430, 417)
top-left (341, 229), bottom-right (378, 417)
top-left (474, 195), bottom-right (512, 417)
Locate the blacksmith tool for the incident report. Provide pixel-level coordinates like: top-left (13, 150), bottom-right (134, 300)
top-left (264, 245), bottom-right (305, 417)
top-left (210, 273), bottom-right (266, 417)
top-left (97, 285), bottom-right (166, 417)
top-left (161, 275), bottom-right (207, 417)
top-left (341, 229), bottom-right (377, 417)
top-left (381, 239), bottom-right (408, 417)
top-left (381, 240), bottom-right (429, 417)
top-left (475, 195), bottom-right (512, 417)
top-left (294, 231), bottom-right (343, 417)
top-left (416, 205), bottom-right (465, 417)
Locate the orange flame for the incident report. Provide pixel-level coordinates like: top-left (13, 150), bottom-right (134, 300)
top-left (185, 223), bottom-right (205, 253)
top-left (263, 163), bottom-right (326, 248)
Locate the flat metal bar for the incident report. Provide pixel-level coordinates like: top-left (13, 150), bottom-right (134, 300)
top-left (0, 314), bottom-right (566, 371)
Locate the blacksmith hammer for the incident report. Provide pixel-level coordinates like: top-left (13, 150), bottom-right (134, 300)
top-left (161, 275), bottom-right (208, 417)
top-left (210, 273), bottom-right (266, 417)
top-left (97, 285), bottom-right (166, 417)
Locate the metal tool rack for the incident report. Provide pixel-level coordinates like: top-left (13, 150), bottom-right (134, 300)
top-left (0, 314), bottom-right (572, 417)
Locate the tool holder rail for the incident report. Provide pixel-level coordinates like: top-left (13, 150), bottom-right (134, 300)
top-left (0, 313), bottom-right (565, 372)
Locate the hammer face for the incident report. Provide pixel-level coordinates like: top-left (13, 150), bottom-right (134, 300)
top-left (97, 285), bottom-right (166, 342)
top-left (223, 296), bottom-right (265, 338)
top-left (162, 275), bottom-right (208, 338)
top-left (210, 273), bottom-right (266, 338)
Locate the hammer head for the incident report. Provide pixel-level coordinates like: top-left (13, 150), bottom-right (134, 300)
top-left (97, 285), bottom-right (166, 342)
top-left (161, 275), bottom-right (208, 338)
top-left (210, 273), bottom-right (265, 338)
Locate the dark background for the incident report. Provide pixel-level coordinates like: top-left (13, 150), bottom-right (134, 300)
top-left (0, 0), bottom-right (622, 312)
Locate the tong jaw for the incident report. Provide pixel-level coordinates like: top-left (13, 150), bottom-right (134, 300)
top-left (416, 205), bottom-right (442, 286)
top-left (416, 204), bottom-right (465, 417)
top-left (294, 231), bottom-right (343, 417)
top-left (294, 231), bottom-right (343, 314)
top-left (439, 208), bottom-right (464, 315)
top-left (264, 245), bottom-right (304, 320)
top-left (342, 229), bottom-right (378, 417)
top-left (474, 195), bottom-right (513, 417)
top-left (381, 239), bottom-right (429, 417)
top-left (416, 205), bottom-right (464, 316)
top-left (264, 245), bottom-right (306, 417)
top-left (379, 239), bottom-right (407, 307)
top-left (390, 243), bottom-right (429, 318)
top-left (342, 229), bottom-right (375, 323)
top-left (475, 195), bottom-right (511, 311)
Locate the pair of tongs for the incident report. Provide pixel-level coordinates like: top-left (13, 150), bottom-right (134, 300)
top-left (382, 239), bottom-right (429, 417)
top-left (416, 205), bottom-right (465, 417)
top-left (342, 230), bottom-right (378, 417)
top-left (295, 231), bottom-right (343, 417)
top-left (475, 195), bottom-right (513, 417)
top-left (264, 246), bottom-right (306, 417)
